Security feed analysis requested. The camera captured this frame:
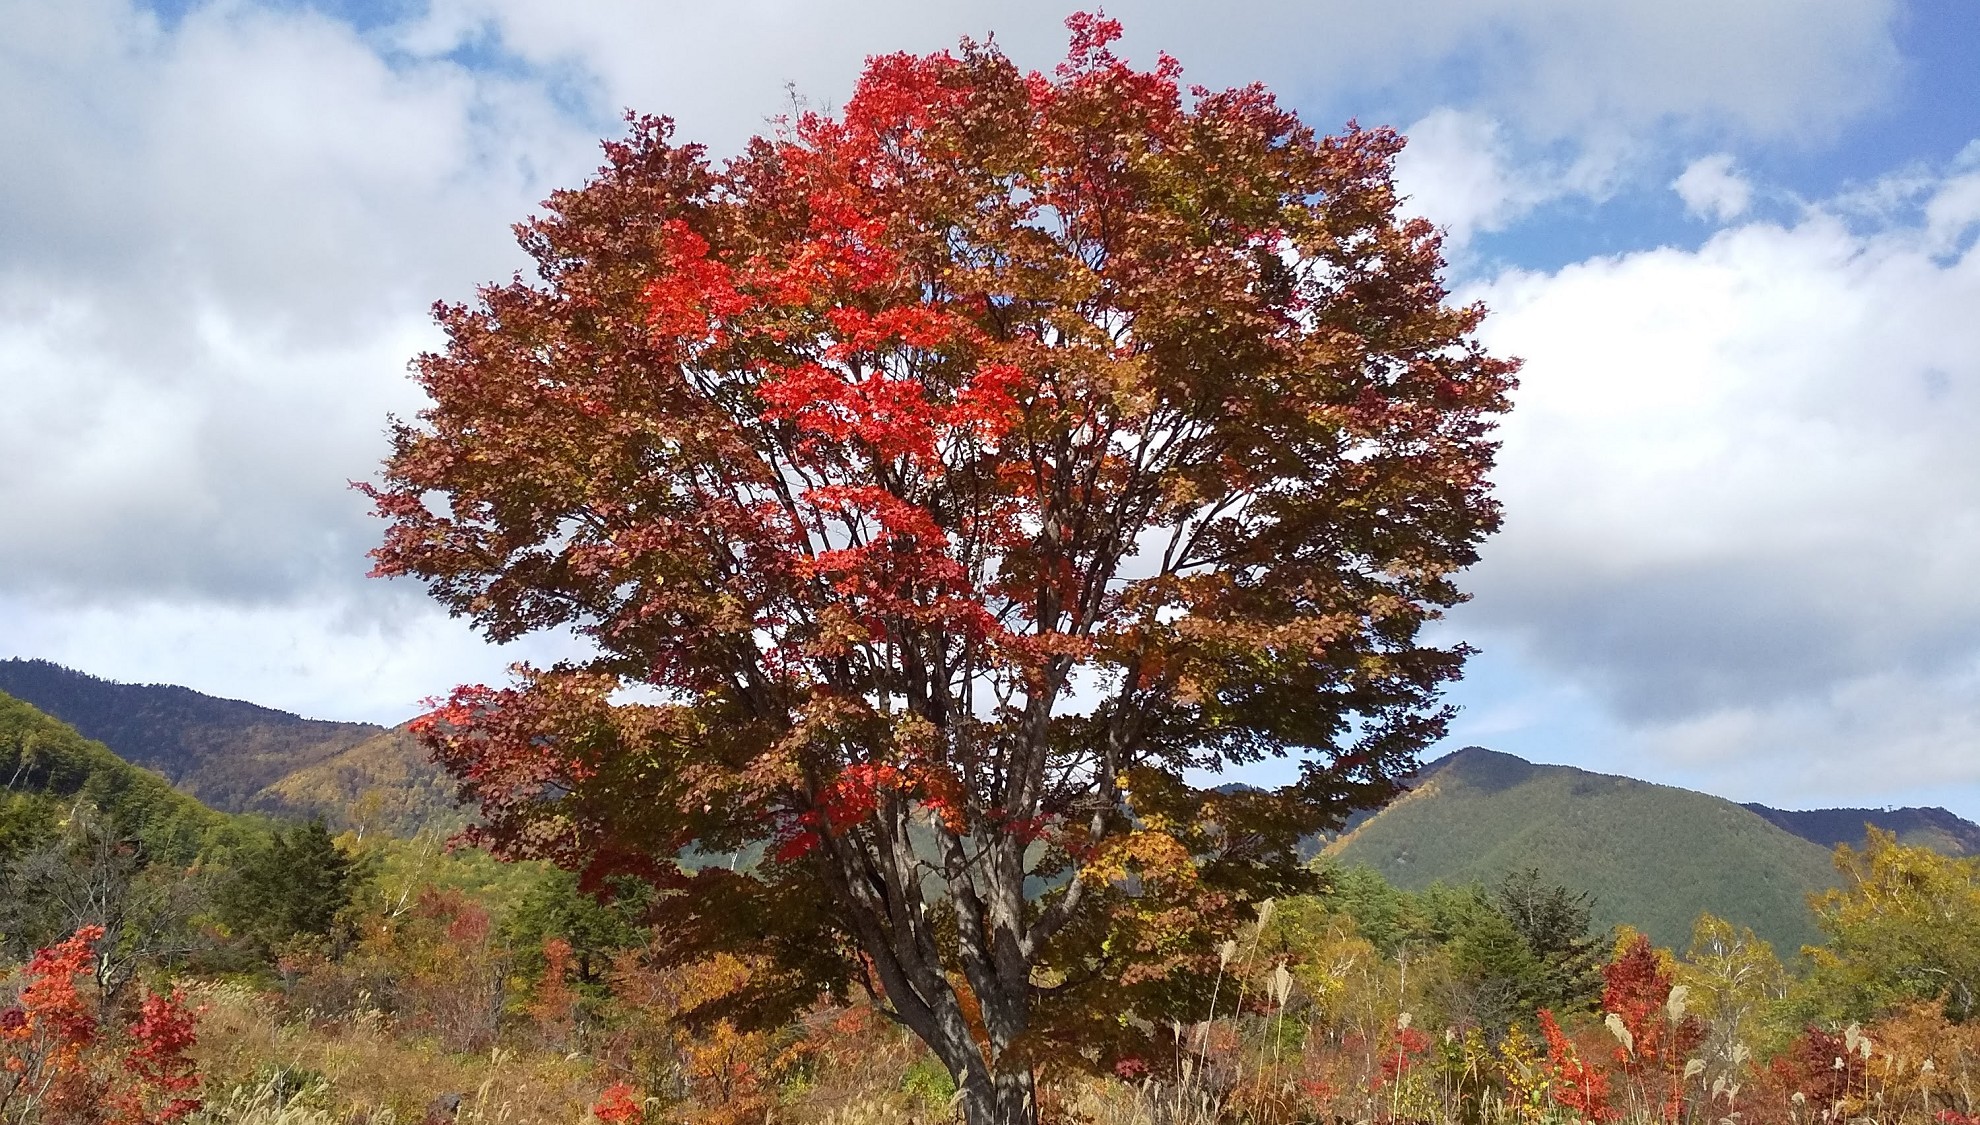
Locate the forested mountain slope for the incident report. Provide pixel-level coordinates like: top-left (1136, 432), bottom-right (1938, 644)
top-left (1741, 801), bottom-right (1980, 856)
top-left (0, 659), bottom-right (452, 831)
top-left (0, 689), bottom-right (242, 864)
top-left (0, 658), bottom-right (377, 807)
top-left (262, 725), bottom-right (464, 836)
top-left (11, 657), bottom-right (1979, 877)
top-left (1325, 747), bottom-right (1842, 952)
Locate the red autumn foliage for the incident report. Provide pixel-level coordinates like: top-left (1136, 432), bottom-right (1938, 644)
top-left (368, 11), bottom-right (1513, 1123)
top-left (1540, 1008), bottom-right (1614, 1122)
top-left (0, 925), bottom-right (204, 1124)
top-left (590, 1081), bottom-right (645, 1124)
top-left (1767, 1026), bottom-right (1864, 1114)
top-left (1602, 936), bottom-right (1669, 1060)
top-left (1, 925), bottom-right (104, 1119)
top-left (1112, 1056), bottom-right (1148, 1081)
top-left (1599, 935), bottom-right (1705, 1122)
top-left (105, 989), bottom-right (203, 1125)
top-left (1373, 1024), bottom-right (1433, 1091)
top-left (19, 927), bottom-right (101, 1046)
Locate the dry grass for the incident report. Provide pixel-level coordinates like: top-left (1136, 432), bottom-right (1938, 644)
top-left (186, 980), bottom-right (952, 1125)
top-left (188, 980), bottom-right (607, 1124)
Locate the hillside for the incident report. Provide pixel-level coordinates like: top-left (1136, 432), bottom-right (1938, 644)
top-left (1742, 802), bottom-right (1980, 856)
top-left (0, 689), bottom-right (241, 864)
top-left (262, 725), bottom-right (465, 836)
top-left (1325, 747), bottom-right (1841, 953)
top-left (11, 655), bottom-right (1977, 905)
top-left (0, 659), bottom-right (453, 831)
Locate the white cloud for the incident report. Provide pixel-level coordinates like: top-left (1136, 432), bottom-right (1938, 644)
top-left (1673, 154), bottom-right (1754, 222)
top-left (0, 590), bottom-right (587, 725)
top-left (1395, 108), bottom-right (1622, 247)
top-left (0, 0), bottom-right (597, 606)
top-left (394, 1), bottom-right (1898, 261)
top-left (1456, 0), bottom-right (1899, 141)
top-left (0, 0), bottom-right (612, 713)
top-left (1458, 158), bottom-right (1980, 798)
top-left (408, 0), bottom-right (1900, 148)
top-left (1646, 662), bottom-right (1980, 803)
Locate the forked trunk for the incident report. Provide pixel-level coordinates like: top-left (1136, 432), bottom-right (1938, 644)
top-left (956, 1066), bottom-right (1036, 1125)
top-left (910, 996), bottom-right (1036, 1125)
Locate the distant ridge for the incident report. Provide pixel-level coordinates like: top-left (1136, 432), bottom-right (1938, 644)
top-left (1326, 746), bottom-right (1842, 952)
top-left (1740, 802), bottom-right (1980, 856)
top-left (10, 655), bottom-right (1979, 889)
top-left (0, 659), bottom-right (452, 832)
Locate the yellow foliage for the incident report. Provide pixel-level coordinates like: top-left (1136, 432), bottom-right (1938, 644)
top-left (1678, 912), bottom-right (1788, 1067)
top-left (1082, 829), bottom-right (1198, 888)
top-left (1805, 828), bottom-right (1980, 1023)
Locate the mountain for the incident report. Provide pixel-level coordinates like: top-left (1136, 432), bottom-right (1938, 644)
top-left (0, 659), bottom-right (452, 832)
top-left (0, 658), bottom-right (375, 806)
top-left (1325, 747), bottom-right (1844, 954)
top-left (0, 689), bottom-right (240, 864)
top-left (13, 657), bottom-right (1979, 934)
top-left (1741, 802), bottom-right (1980, 857)
top-left (262, 726), bottom-right (466, 835)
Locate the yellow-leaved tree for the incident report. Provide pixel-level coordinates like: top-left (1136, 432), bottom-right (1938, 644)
top-left (1799, 828), bottom-right (1980, 1024)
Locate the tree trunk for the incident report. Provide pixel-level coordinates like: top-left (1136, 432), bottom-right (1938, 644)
top-left (956, 1066), bottom-right (1036, 1125)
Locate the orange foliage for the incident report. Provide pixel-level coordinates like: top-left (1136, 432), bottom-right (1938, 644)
top-left (0, 926), bottom-right (204, 1124)
top-left (1540, 1009), bottom-right (1614, 1123)
top-left (1862, 1001), bottom-right (1980, 1121)
top-left (590, 1081), bottom-right (645, 1124)
top-left (2, 925), bottom-right (104, 1119)
top-left (601, 949), bottom-right (811, 1123)
top-left (529, 938), bottom-right (579, 1050)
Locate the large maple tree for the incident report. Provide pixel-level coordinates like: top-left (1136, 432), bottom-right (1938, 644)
top-left (367, 16), bottom-right (1515, 1124)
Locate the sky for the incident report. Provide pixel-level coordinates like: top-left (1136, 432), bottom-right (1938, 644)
top-left (2, 0), bottom-right (1977, 815)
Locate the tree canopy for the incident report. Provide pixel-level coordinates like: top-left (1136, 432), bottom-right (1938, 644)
top-left (218, 820), bottom-right (366, 957)
top-left (1800, 828), bottom-right (1980, 1024)
top-left (366, 15), bottom-right (1514, 1124)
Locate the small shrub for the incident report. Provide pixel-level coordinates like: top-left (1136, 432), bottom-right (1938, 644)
top-left (901, 1053), bottom-right (956, 1110)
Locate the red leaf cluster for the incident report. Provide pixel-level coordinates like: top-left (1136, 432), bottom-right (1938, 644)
top-left (591, 1081), bottom-right (646, 1124)
top-left (1, 925), bottom-right (204, 1123)
top-left (1604, 936), bottom-right (1675, 1064)
top-left (1540, 1009), bottom-right (1615, 1122)
top-left (1372, 1023), bottom-right (1433, 1091)
top-left (107, 990), bottom-right (203, 1125)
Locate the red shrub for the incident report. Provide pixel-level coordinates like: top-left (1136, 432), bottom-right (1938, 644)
top-left (591, 1081), bottom-right (645, 1124)
top-left (0, 926), bottom-right (204, 1124)
top-left (1541, 1009), bottom-right (1615, 1122)
top-left (105, 989), bottom-right (203, 1124)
